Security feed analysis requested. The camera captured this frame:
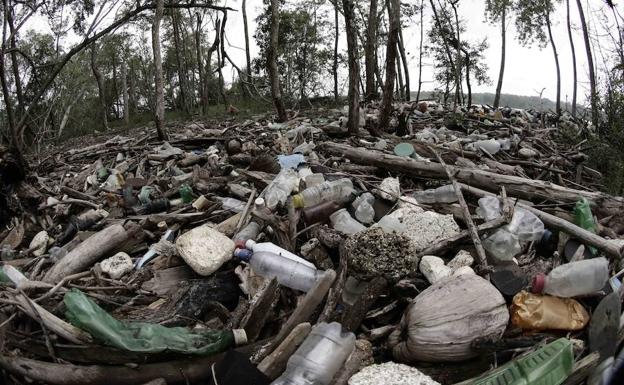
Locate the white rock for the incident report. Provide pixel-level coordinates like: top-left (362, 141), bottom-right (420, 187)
top-left (349, 362), bottom-right (440, 385)
top-left (100, 252), bottom-right (133, 279)
top-left (419, 255), bottom-right (452, 284)
top-left (29, 231), bottom-right (49, 257)
top-left (453, 266), bottom-right (476, 276)
top-left (376, 177), bottom-right (400, 202)
top-left (175, 225), bottom-right (234, 276)
top-left (447, 250), bottom-right (474, 271)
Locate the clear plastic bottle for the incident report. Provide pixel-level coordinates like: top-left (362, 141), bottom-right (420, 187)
top-left (470, 139), bottom-right (501, 154)
top-left (263, 169), bottom-right (299, 210)
top-left (234, 250), bottom-right (322, 292)
top-left (483, 228), bottom-right (522, 263)
top-left (292, 178), bottom-right (354, 208)
top-left (532, 257), bottom-right (609, 297)
top-left (272, 322), bottom-right (356, 385)
top-left (352, 192), bottom-right (375, 224)
top-left (330, 208), bottom-right (366, 235)
top-left (476, 196), bottom-right (501, 220)
top-left (243, 240), bottom-right (316, 269)
top-left (413, 185), bottom-right (458, 204)
top-left (233, 222), bottom-right (261, 248)
top-left (216, 197), bottom-right (246, 213)
top-left (508, 208), bottom-right (545, 242)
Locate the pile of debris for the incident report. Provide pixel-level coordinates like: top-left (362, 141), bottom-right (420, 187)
top-left (0, 101), bottom-right (622, 385)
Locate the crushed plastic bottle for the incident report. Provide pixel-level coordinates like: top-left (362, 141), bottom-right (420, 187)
top-left (330, 208), bottom-right (366, 235)
top-left (263, 169), bottom-right (299, 210)
top-left (216, 197), bottom-right (246, 213)
top-left (413, 185), bottom-right (458, 204)
top-left (483, 228), bottom-right (522, 263)
top-left (243, 240), bottom-right (315, 269)
top-left (292, 178), bottom-right (354, 208)
top-left (272, 322), bottom-right (355, 385)
top-left (508, 208), bottom-right (545, 242)
top-left (352, 192), bottom-right (375, 224)
top-left (532, 257), bottom-right (609, 297)
top-left (234, 250), bottom-right (323, 292)
top-left (511, 291), bottom-right (590, 331)
top-left (476, 196), bottom-right (501, 220)
top-left (468, 139), bottom-right (501, 154)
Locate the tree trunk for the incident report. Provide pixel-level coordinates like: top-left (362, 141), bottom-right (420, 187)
top-left (129, 62), bottom-right (137, 114)
top-left (575, 0), bottom-right (597, 126)
top-left (429, 0), bottom-right (456, 107)
top-left (0, 0), bottom-right (18, 154)
top-left (122, 63), bottom-right (129, 126)
top-left (494, 4), bottom-right (506, 108)
top-left (268, 0), bottom-right (288, 122)
top-left (194, 12), bottom-right (206, 114)
top-left (333, 2), bottom-right (339, 102)
top-left (545, 11), bottom-right (561, 117)
top-left (300, 22), bottom-right (308, 103)
top-left (342, 0), bottom-right (361, 134)
top-left (365, 0), bottom-right (379, 101)
top-left (396, 52), bottom-right (404, 100)
top-left (58, 89), bottom-right (85, 138)
top-left (6, 7), bottom-right (23, 117)
top-left (172, 10), bottom-right (189, 114)
top-left (152, 0), bottom-right (167, 140)
top-left (397, 27), bottom-right (410, 101)
top-left (416, 0), bottom-right (424, 102)
top-left (205, 18), bottom-right (220, 105)
top-left (217, 12), bottom-right (228, 109)
top-left (90, 44), bottom-right (108, 131)
top-left (565, 0), bottom-right (577, 116)
top-left (242, 0), bottom-right (252, 94)
top-left (463, 48), bottom-right (472, 107)
top-left (450, 1), bottom-right (462, 109)
top-left (378, 0), bottom-right (399, 130)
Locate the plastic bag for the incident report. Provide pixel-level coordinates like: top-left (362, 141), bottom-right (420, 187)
top-left (64, 289), bottom-right (242, 355)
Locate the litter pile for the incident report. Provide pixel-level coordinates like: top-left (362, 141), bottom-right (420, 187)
top-left (0, 101), bottom-right (623, 385)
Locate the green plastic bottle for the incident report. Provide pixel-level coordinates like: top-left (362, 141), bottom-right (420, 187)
top-left (469, 338), bottom-right (573, 385)
top-left (179, 184), bottom-right (193, 203)
top-left (573, 198), bottom-right (597, 254)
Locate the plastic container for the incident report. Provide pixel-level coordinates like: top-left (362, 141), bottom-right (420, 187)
top-left (232, 222), bottom-right (261, 248)
top-left (508, 208), bottom-right (545, 242)
top-left (468, 338), bottom-right (574, 385)
top-left (234, 250), bottom-right (323, 292)
top-left (302, 201), bottom-right (341, 225)
top-left (483, 228), bottom-right (522, 263)
top-left (470, 139), bottom-right (501, 155)
top-left (263, 169), bottom-right (299, 210)
top-left (292, 178), bottom-right (354, 208)
top-left (476, 196), bottom-right (501, 220)
top-left (216, 197), bottom-right (246, 213)
top-left (413, 185), bottom-right (458, 204)
top-left (511, 291), bottom-right (590, 331)
top-left (243, 240), bottom-right (315, 269)
top-left (352, 192), bottom-right (375, 224)
top-left (330, 208), bottom-right (366, 235)
top-left (272, 322), bottom-right (355, 385)
top-left (532, 257), bottom-right (609, 297)
top-left (179, 184), bottom-right (193, 203)
top-left (304, 173), bottom-right (325, 188)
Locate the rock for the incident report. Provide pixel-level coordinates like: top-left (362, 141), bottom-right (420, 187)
top-left (348, 362), bottom-right (440, 385)
top-left (452, 266), bottom-right (476, 276)
top-left (376, 177), bottom-right (400, 202)
top-left (447, 250), bottom-right (474, 271)
top-left (100, 252), bottom-right (133, 280)
top-left (419, 255), bottom-right (452, 284)
top-left (29, 231), bottom-right (49, 257)
top-left (519, 147), bottom-right (539, 158)
top-left (175, 225), bottom-right (235, 276)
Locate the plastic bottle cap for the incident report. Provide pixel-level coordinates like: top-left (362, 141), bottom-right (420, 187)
top-left (234, 239), bottom-right (247, 249)
top-left (532, 273), bottom-right (546, 293)
top-left (254, 197), bottom-right (265, 208)
top-left (292, 194), bottom-right (304, 208)
top-left (232, 329), bottom-right (248, 346)
top-left (234, 248), bottom-right (253, 261)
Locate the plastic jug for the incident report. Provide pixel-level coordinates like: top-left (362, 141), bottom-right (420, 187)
top-left (235, 250), bottom-right (322, 292)
top-left (292, 178), bottom-right (354, 208)
top-left (330, 208), bottom-right (366, 235)
top-left (233, 222), bottom-right (261, 248)
top-left (243, 240), bottom-right (316, 269)
top-left (532, 257), bottom-right (609, 297)
top-left (272, 322), bottom-right (355, 385)
top-left (511, 291), bottom-right (590, 331)
top-left (468, 338), bottom-right (574, 385)
top-left (413, 185), bottom-right (458, 204)
top-left (263, 169), bottom-right (299, 210)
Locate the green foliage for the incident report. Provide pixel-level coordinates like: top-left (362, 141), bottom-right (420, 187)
top-left (513, 0), bottom-right (558, 47)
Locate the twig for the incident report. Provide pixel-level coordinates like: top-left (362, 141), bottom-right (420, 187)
top-left (38, 198), bottom-right (100, 210)
top-left (17, 290), bottom-right (58, 362)
top-left (35, 271), bottom-right (91, 303)
top-left (234, 188), bottom-right (256, 234)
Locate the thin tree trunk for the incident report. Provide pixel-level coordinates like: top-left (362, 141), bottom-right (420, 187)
top-left (342, 0), bottom-right (360, 134)
top-left (462, 48), bottom-right (472, 107)
top-left (429, 0), bottom-right (456, 106)
top-left (205, 18), bottom-right (220, 105)
top-left (575, 0), bottom-right (597, 126)
top-left (397, 27), bottom-right (410, 101)
top-left (416, 0), bottom-right (424, 102)
top-left (58, 89), bottom-right (85, 138)
top-left (217, 12), bottom-right (228, 110)
top-left (112, 53), bottom-right (119, 119)
top-left (242, 0), bottom-right (252, 94)
top-left (129, 61), bottom-right (137, 114)
top-left (172, 10), bottom-right (188, 113)
top-left (333, 2), bottom-right (339, 102)
top-left (450, 1), bottom-right (461, 108)
top-left (494, 4), bottom-right (506, 108)
top-left (365, 0), bottom-right (378, 101)
top-left (378, 0), bottom-right (399, 130)
top-left (545, 11), bottom-right (561, 117)
top-left (0, 0), bottom-right (18, 152)
top-left (152, 0), bottom-right (167, 140)
top-left (90, 44), bottom-right (108, 130)
top-left (122, 63), bottom-right (129, 126)
top-left (194, 12), bottom-right (206, 114)
top-left (566, 0), bottom-right (577, 116)
top-left (396, 52), bottom-right (404, 100)
top-left (6, 7), bottom-right (23, 117)
top-left (300, 22), bottom-right (308, 103)
top-left (268, 0), bottom-right (288, 122)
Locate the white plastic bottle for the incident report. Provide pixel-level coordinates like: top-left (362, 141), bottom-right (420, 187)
top-left (532, 257), bottom-right (609, 297)
top-left (243, 240), bottom-right (316, 269)
top-left (235, 250), bottom-right (322, 292)
top-left (292, 178), bottom-right (354, 208)
top-left (352, 192), bottom-right (375, 224)
top-left (413, 185), bottom-right (458, 204)
top-left (330, 208), bottom-right (366, 235)
top-left (272, 322), bottom-right (356, 385)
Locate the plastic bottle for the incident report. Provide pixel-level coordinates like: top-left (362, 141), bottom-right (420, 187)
top-left (302, 201), bottom-right (341, 225)
top-left (476, 196), bottom-right (501, 220)
top-left (216, 197), bottom-right (246, 213)
top-left (508, 208), bottom-right (545, 242)
top-left (468, 338), bottom-right (574, 385)
top-left (263, 169), bottom-right (299, 210)
top-left (483, 228), bottom-right (522, 263)
top-left (413, 185), bottom-right (458, 204)
top-left (179, 184), bottom-right (193, 203)
top-left (470, 139), bottom-right (501, 154)
top-left (352, 192), bottom-right (375, 224)
top-left (234, 250), bottom-right (323, 292)
top-left (304, 173), bottom-right (325, 188)
top-left (511, 291), bottom-right (590, 331)
top-left (330, 208), bottom-right (366, 235)
top-left (243, 240), bottom-right (316, 269)
top-left (532, 257), bottom-right (609, 297)
top-left (292, 178), bottom-right (354, 208)
top-left (232, 222), bottom-right (261, 248)
top-left (136, 198), bottom-right (171, 214)
top-left (272, 322), bottom-right (356, 385)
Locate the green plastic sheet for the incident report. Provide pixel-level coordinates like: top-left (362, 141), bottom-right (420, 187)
top-left (64, 289), bottom-right (234, 355)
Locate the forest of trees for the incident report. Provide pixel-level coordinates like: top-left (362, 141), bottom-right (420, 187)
top-left (0, 0), bottom-right (622, 168)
